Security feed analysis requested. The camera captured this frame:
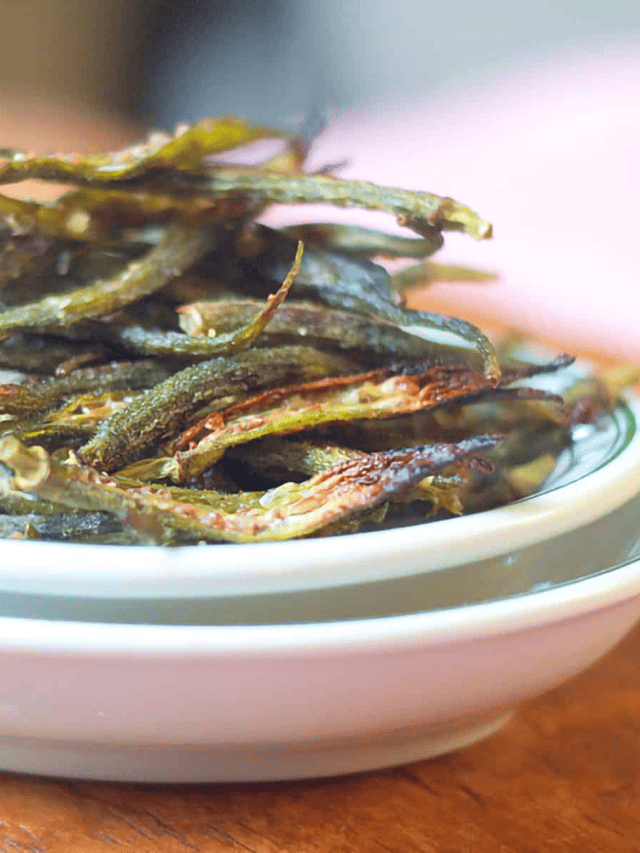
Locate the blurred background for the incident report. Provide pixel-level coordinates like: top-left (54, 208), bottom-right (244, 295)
top-left (0, 0), bottom-right (639, 126)
top-left (0, 0), bottom-right (637, 359)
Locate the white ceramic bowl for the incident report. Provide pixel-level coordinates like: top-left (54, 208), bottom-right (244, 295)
top-left (2, 553), bottom-right (640, 782)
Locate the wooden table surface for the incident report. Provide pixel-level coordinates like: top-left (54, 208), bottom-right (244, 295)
top-left (0, 622), bottom-right (637, 853)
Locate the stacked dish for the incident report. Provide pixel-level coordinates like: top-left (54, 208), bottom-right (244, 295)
top-left (0, 390), bottom-right (639, 782)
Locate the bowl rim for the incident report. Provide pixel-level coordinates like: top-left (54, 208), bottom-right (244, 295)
top-left (1, 552), bottom-right (640, 656)
top-left (0, 394), bottom-right (639, 598)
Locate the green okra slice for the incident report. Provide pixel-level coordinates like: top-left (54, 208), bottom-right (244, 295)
top-left (237, 226), bottom-right (500, 379)
top-left (391, 261), bottom-right (497, 292)
top-left (0, 223), bottom-right (216, 337)
top-left (12, 422), bottom-right (97, 451)
top-left (229, 436), bottom-right (364, 477)
top-left (228, 437), bottom-right (467, 515)
top-left (0, 151), bottom-right (492, 240)
top-left (275, 227), bottom-right (496, 282)
top-left (0, 121), bottom-right (491, 239)
top-left (0, 434), bottom-right (498, 544)
top-left (279, 222), bottom-right (444, 258)
top-left (186, 168), bottom-right (493, 241)
top-left (113, 477), bottom-right (266, 513)
top-left (148, 360), bottom-right (562, 484)
top-left (0, 487), bottom-right (67, 516)
top-left (0, 187), bottom-right (248, 246)
top-left (78, 345), bottom-right (355, 472)
top-left (177, 299), bottom-right (473, 366)
top-left (313, 503), bottom-right (391, 537)
top-left (0, 360), bottom-right (171, 417)
top-left (68, 241), bottom-right (302, 360)
top-left (0, 117), bottom-right (289, 185)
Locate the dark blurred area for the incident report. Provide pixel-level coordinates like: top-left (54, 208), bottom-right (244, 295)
top-left (140, 0), bottom-right (326, 127)
top-left (0, 0), bottom-right (639, 128)
top-left (0, 0), bottom-right (318, 126)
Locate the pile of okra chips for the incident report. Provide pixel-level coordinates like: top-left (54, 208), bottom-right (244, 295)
top-left (0, 117), bottom-right (635, 544)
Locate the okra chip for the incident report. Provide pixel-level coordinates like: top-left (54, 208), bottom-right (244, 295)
top-left (191, 168), bottom-right (492, 241)
top-left (78, 345), bottom-right (355, 472)
top-left (67, 241), bottom-right (302, 361)
top-left (177, 299), bottom-right (470, 365)
top-left (280, 222), bottom-right (444, 258)
top-left (235, 226), bottom-right (500, 378)
top-left (0, 117), bottom-right (290, 185)
top-left (0, 434), bottom-right (498, 544)
top-left (0, 360), bottom-right (171, 418)
top-left (0, 223), bottom-right (217, 337)
top-left (138, 359), bottom-right (566, 483)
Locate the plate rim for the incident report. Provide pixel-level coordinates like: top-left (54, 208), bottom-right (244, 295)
top-left (1, 552), bottom-right (640, 655)
top-left (0, 394), bottom-right (638, 598)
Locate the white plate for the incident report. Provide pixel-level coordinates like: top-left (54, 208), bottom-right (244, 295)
top-left (1, 48), bottom-right (639, 604)
top-left (0, 395), bottom-right (638, 600)
top-left (2, 554), bottom-right (640, 782)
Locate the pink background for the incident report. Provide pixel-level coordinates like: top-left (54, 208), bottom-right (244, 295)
top-left (276, 46), bottom-right (640, 361)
